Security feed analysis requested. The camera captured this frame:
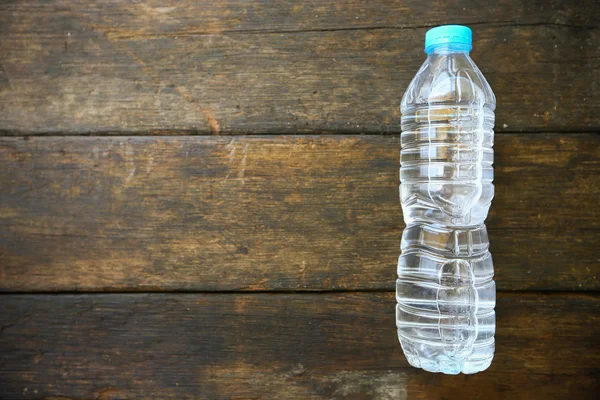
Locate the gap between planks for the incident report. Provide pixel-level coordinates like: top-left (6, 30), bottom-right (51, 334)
top-left (0, 290), bottom-right (598, 296)
top-left (1, 130), bottom-right (600, 137)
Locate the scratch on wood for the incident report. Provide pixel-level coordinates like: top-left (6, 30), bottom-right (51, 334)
top-left (125, 166), bottom-right (137, 184)
top-left (146, 154), bottom-right (154, 174)
top-left (226, 140), bottom-right (236, 162)
top-left (174, 85), bottom-right (221, 134)
top-left (123, 142), bottom-right (136, 184)
top-left (238, 143), bottom-right (248, 182)
top-left (223, 138), bottom-right (237, 180)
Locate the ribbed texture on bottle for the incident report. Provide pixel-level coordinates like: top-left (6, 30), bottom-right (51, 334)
top-left (400, 102), bottom-right (495, 227)
top-left (397, 98), bottom-right (495, 373)
top-left (396, 224), bottom-right (495, 374)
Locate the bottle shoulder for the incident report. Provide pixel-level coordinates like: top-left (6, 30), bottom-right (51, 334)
top-left (401, 54), bottom-right (496, 111)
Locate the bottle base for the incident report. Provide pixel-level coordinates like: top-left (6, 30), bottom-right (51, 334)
top-left (405, 354), bottom-right (493, 374)
top-left (399, 336), bottom-right (494, 375)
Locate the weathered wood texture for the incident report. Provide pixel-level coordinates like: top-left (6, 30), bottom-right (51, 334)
top-left (0, 292), bottom-right (597, 399)
top-left (0, 1), bottom-right (598, 134)
top-left (1, 134), bottom-right (598, 292)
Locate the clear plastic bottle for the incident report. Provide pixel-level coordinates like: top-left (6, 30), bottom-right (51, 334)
top-left (396, 25), bottom-right (496, 374)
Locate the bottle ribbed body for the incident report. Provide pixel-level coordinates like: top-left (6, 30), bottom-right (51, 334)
top-left (397, 50), bottom-right (496, 374)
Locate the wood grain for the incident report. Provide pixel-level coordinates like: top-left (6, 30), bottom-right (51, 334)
top-left (1, 134), bottom-right (598, 292)
top-left (0, 1), bottom-right (598, 134)
top-left (0, 292), bottom-right (597, 399)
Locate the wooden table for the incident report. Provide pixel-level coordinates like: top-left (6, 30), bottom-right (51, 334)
top-left (0, 1), bottom-right (598, 398)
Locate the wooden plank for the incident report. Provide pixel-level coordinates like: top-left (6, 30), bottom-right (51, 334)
top-left (0, 1), bottom-right (598, 134)
top-left (0, 134), bottom-right (598, 292)
top-left (0, 292), bottom-right (597, 399)
top-left (4, 0), bottom-right (597, 35)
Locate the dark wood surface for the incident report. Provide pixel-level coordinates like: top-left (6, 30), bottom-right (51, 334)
top-left (0, 0), bottom-right (599, 399)
top-left (1, 293), bottom-right (598, 399)
top-left (0, 134), bottom-right (598, 292)
top-left (0, 1), bottom-right (598, 134)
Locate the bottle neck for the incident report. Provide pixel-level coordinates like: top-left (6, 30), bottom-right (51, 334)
top-left (425, 43), bottom-right (471, 56)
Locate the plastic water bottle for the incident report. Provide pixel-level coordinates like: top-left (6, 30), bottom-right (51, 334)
top-left (396, 25), bottom-right (496, 374)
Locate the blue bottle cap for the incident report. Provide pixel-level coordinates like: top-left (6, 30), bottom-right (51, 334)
top-left (425, 25), bottom-right (472, 54)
